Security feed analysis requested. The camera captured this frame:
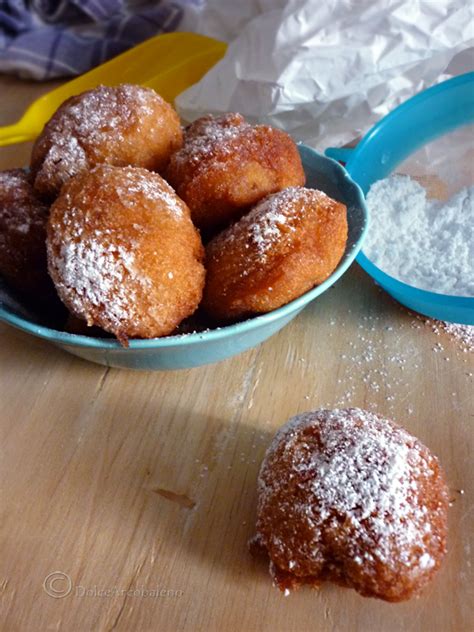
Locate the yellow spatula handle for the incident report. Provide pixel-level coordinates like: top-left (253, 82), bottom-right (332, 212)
top-left (0, 121), bottom-right (36, 147)
top-left (0, 33), bottom-right (227, 148)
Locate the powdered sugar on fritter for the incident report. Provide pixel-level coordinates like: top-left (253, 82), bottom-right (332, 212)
top-left (112, 169), bottom-right (185, 217)
top-left (257, 408), bottom-right (447, 571)
top-left (55, 84), bottom-right (157, 144)
top-left (173, 113), bottom-right (250, 167)
top-left (47, 165), bottom-right (188, 330)
top-left (221, 186), bottom-right (329, 262)
top-left (33, 84), bottom-right (167, 194)
top-left (41, 135), bottom-right (88, 183)
top-left (0, 170), bottom-right (48, 235)
top-left (55, 233), bottom-right (141, 327)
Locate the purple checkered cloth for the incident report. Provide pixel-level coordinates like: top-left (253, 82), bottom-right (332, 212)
top-left (0, 0), bottom-right (198, 80)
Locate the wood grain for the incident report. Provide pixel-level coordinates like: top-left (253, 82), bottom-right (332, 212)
top-left (0, 76), bottom-right (472, 632)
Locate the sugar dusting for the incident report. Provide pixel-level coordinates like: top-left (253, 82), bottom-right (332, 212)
top-left (48, 166), bottom-right (188, 332)
top-left (34, 84), bottom-right (164, 191)
top-left (57, 236), bottom-right (140, 327)
top-left (64, 83), bottom-right (157, 130)
top-left (257, 408), bottom-right (447, 578)
top-left (41, 134), bottom-right (88, 184)
top-left (0, 169), bottom-right (48, 235)
top-left (215, 186), bottom-right (329, 263)
top-left (330, 312), bottom-right (418, 414)
top-left (247, 188), bottom-right (305, 260)
top-left (310, 298), bottom-right (474, 416)
top-left (111, 167), bottom-right (185, 217)
top-left (441, 323), bottom-right (474, 352)
top-left (173, 113), bottom-right (251, 168)
top-left (415, 316), bottom-right (474, 354)
top-left (169, 112), bottom-right (285, 183)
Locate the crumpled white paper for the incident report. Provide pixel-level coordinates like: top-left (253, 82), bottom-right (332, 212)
top-left (177, 0), bottom-right (474, 151)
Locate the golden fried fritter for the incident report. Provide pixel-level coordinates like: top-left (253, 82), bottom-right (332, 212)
top-left (31, 84), bottom-right (183, 199)
top-left (0, 169), bottom-right (53, 301)
top-left (47, 165), bottom-right (205, 343)
top-left (251, 408), bottom-right (449, 602)
top-left (165, 113), bottom-right (305, 232)
top-left (202, 186), bottom-right (347, 321)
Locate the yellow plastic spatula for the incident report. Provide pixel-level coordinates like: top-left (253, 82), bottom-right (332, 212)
top-left (0, 32), bottom-right (226, 147)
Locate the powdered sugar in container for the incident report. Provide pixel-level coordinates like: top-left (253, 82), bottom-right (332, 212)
top-left (326, 72), bottom-right (474, 325)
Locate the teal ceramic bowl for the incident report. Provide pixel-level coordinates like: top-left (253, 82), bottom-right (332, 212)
top-left (0, 145), bottom-right (368, 369)
top-left (326, 72), bottom-right (474, 325)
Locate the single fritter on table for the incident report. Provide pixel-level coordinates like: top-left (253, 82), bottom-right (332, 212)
top-left (47, 165), bottom-right (205, 344)
top-left (0, 169), bottom-right (54, 302)
top-left (165, 113), bottom-right (305, 232)
top-left (31, 84), bottom-right (183, 199)
top-left (202, 186), bottom-right (348, 321)
top-left (251, 408), bottom-right (449, 602)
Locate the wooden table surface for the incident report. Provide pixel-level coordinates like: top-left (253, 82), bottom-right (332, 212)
top-left (0, 76), bottom-right (472, 632)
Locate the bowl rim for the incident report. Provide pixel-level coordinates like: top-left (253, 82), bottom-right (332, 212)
top-left (350, 72), bottom-right (474, 310)
top-left (345, 71), bottom-right (474, 174)
top-left (357, 251), bottom-right (474, 305)
top-left (0, 144), bottom-right (369, 350)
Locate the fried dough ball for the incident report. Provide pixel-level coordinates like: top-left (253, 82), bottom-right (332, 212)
top-left (202, 187), bottom-right (347, 321)
top-left (165, 113), bottom-right (305, 232)
top-left (0, 169), bottom-right (54, 301)
top-left (251, 408), bottom-right (449, 602)
top-left (31, 84), bottom-right (183, 199)
top-left (47, 165), bottom-right (205, 343)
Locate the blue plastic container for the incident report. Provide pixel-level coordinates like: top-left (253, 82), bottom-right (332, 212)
top-left (326, 72), bottom-right (474, 325)
top-left (0, 145), bottom-right (368, 370)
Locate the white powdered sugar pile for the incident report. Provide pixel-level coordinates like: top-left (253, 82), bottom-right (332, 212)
top-left (363, 175), bottom-right (474, 296)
